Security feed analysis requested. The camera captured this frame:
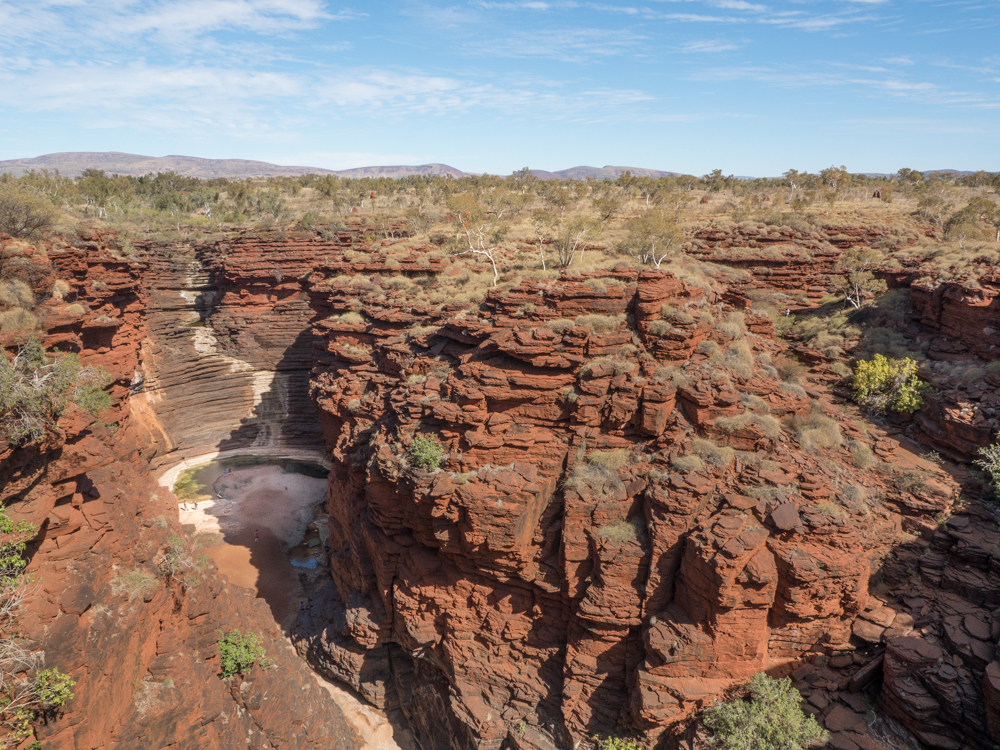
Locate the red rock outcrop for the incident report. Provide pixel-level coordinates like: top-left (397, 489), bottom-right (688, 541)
top-left (298, 257), bottom-right (955, 749)
top-left (4, 224), bottom-right (989, 750)
top-left (1, 233), bottom-right (361, 749)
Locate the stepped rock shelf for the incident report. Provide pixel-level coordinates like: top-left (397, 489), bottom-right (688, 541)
top-left (1, 225), bottom-right (999, 750)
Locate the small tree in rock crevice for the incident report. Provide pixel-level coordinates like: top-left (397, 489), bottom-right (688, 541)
top-left (217, 630), bottom-right (270, 678)
top-left (0, 337), bottom-right (112, 444)
top-left (974, 444), bottom-right (1000, 496)
top-left (409, 434), bottom-right (445, 471)
top-left (0, 504), bottom-right (77, 747)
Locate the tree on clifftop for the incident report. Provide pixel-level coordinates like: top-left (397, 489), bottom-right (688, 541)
top-left (831, 248), bottom-right (887, 309)
top-left (448, 194), bottom-right (508, 287)
top-left (618, 210), bottom-right (683, 269)
top-left (0, 183), bottom-right (56, 239)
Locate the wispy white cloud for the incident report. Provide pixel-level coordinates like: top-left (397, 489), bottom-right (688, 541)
top-left (0, 0), bottom-right (361, 48)
top-left (677, 39), bottom-right (739, 52)
top-left (461, 27), bottom-right (647, 60)
top-left (0, 58), bottom-right (659, 133)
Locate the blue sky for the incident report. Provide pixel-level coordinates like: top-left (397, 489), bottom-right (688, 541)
top-left (0, 0), bottom-right (997, 175)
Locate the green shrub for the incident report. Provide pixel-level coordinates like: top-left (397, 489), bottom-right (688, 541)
top-left (702, 673), bottom-right (827, 750)
top-left (974, 444), bottom-right (1000, 491)
top-left (594, 736), bottom-right (643, 750)
top-left (0, 506), bottom-right (36, 583)
top-left (851, 354), bottom-right (927, 414)
top-left (0, 338), bottom-right (113, 443)
top-left (409, 434), bottom-right (445, 471)
top-left (33, 668), bottom-right (76, 712)
top-left (217, 629), bottom-right (269, 678)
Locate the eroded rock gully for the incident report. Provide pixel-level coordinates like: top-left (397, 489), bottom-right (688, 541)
top-left (0, 232), bottom-right (361, 749)
top-left (2, 227), bottom-right (1000, 750)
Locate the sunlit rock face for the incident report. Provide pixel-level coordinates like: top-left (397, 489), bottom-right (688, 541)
top-left (6, 225), bottom-right (999, 750)
top-left (0, 231), bottom-right (361, 750)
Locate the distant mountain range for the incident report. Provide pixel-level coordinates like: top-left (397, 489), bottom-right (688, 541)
top-left (0, 152), bottom-right (984, 181)
top-left (529, 166), bottom-right (681, 180)
top-left (0, 152), bottom-right (683, 181)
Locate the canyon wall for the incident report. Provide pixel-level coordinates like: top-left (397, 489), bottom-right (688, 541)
top-left (0, 233), bottom-right (361, 749)
top-left (5, 224), bottom-right (1000, 750)
top-left (285, 248), bottom-right (967, 750)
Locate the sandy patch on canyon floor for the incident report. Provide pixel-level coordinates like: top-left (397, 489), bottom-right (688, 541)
top-left (175, 463), bottom-right (414, 750)
top-left (178, 464), bottom-right (326, 627)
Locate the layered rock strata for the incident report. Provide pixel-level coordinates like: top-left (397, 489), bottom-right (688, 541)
top-left (0, 233), bottom-right (361, 749)
top-left (4, 225), bottom-right (996, 750)
top-left (296, 258), bottom-right (957, 749)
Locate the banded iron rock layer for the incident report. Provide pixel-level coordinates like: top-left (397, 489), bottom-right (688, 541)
top-left (2, 224), bottom-right (1000, 750)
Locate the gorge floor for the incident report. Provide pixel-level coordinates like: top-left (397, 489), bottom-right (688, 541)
top-left (169, 458), bottom-right (416, 750)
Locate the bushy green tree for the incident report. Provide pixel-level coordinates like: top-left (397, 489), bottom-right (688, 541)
top-left (0, 338), bottom-right (112, 444)
top-left (618, 209), bottom-right (683, 269)
top-left (409, 434), bottom-right (445, 471)
top-left (974, 444), bottom-right (1000, 491)
top-left (0, 183), bottom-right (57, 239)
top-left (217, 630), bottom-right (269, 678)
top-left (703, 673), bottom-right (827, 750)
top-left (851, 354), bottom-right (927, 414)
